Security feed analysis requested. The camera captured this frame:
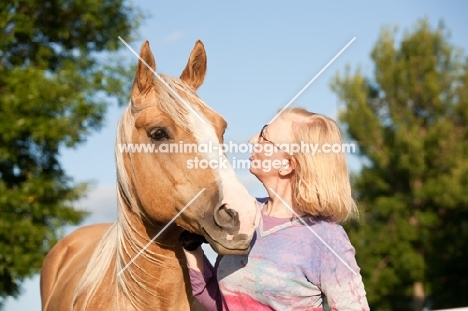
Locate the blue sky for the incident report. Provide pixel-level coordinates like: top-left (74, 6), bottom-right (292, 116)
top-left (4, 1), bottom-right (468, 310)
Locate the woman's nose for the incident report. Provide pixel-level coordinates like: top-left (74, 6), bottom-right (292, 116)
top-left (249, 133), bottom-right (260, 145)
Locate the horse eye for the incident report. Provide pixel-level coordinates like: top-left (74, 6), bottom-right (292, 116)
top-left (150, 128), bottom-right (169, 141)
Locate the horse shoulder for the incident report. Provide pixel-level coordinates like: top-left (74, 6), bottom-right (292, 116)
top-left (41, 223), bottom-right (113, 310)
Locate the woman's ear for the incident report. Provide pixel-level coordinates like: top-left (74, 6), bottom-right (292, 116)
top-left (279, 156), bottom-right (296, 176)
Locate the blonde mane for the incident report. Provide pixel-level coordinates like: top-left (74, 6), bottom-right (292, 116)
top-left (72, 75), bottom-right (214, 309)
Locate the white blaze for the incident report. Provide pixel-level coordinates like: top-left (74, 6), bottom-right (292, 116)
top-left (187, 110), bottom-right (260, 237)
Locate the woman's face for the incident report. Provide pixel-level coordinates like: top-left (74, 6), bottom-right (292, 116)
top-left (248, 116), bottom-right (293, 179)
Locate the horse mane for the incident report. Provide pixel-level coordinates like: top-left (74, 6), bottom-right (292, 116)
top-left (72, 75), bottom-right (214, 310)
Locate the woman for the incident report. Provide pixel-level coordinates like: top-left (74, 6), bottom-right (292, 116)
top-left (180, 107), bottom-right (370, 310)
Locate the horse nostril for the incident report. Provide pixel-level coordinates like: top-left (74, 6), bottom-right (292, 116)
top-left (226, 208), bottom-right (236, 218)
top-left (214, 204), bottom-right (240, 234)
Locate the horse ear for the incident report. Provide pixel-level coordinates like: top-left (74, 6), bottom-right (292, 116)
top-left (180, 40), bottom-right (207, 90)
top-left (132, 41), bottom-right (156, 99)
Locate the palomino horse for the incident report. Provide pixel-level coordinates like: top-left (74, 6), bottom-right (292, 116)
top-left (40, 40), bottom-right (260, 310)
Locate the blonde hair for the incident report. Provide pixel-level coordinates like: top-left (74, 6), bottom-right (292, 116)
top-left (282, 107), bottom-right (358, 222)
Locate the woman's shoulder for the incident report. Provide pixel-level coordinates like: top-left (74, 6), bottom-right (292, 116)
top-left (302, 217), bottom-right (352, 246)
top-left (304, 216), bottom-right (342, 229)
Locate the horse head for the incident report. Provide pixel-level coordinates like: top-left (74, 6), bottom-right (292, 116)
top-left (116, 40), bottom-right (259, 255)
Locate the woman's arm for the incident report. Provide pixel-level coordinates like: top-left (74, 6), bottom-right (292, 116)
top-left (319, 227), bottom-right (370, 311)
top-left (184, 247), bottom-right (205, 273)
top-left (181, 231), bottom-right (222, 311)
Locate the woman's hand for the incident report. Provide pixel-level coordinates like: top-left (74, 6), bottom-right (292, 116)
top-left (179, 230), bottom-right (207, 251)
top-left (179, 230), bottom-right (207, 273)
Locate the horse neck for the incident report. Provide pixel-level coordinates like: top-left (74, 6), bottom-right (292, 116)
top-left (116, 193), bottom-right (192, 310)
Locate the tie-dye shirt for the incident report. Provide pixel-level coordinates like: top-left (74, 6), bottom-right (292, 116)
top-left (189, 198), bottom-right (369, 311)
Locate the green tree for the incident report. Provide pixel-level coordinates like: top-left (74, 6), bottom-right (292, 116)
top-left (332, 19), bottom-right (468, 310)
top-left (0, 0), bottom-right (141, 304)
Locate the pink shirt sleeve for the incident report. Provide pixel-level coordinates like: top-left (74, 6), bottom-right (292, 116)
top-left (188, 255), bottom-right (222, 311)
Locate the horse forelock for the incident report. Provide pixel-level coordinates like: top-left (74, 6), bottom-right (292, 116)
top-left (155, 74), bottom-right (218, 131)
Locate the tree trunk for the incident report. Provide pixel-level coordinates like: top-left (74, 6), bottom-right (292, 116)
top-left (413, 281), bottom-right (425, 311)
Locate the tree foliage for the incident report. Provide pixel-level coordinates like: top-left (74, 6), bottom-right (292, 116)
top-left (0, 0), bottom-right (141, 303)
top-left (332, 19), bottom-right (468, 310)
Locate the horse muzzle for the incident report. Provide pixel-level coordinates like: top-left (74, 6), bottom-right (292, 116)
top-left (202, 228), bottom-right (253, 255)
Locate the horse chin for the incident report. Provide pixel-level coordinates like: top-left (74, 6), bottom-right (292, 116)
top-left (202, 229), bottom-right (252, 255)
